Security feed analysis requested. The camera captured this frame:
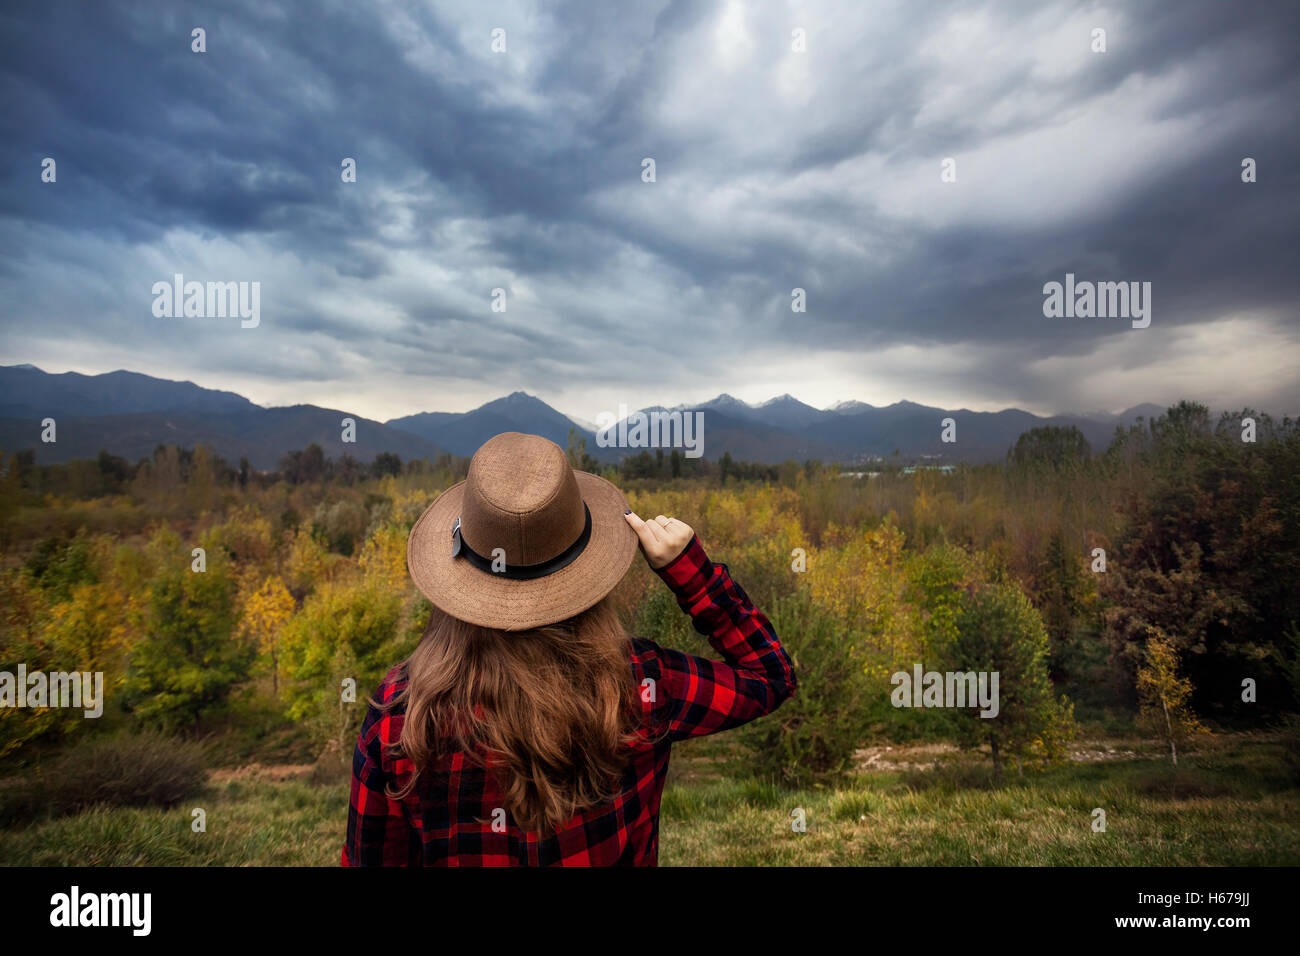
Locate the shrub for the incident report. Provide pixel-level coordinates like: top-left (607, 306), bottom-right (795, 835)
top-left (0, 730), bottom-right (207, 826)
top-left (310, 497), bottom-right (369, 556)
top-left (737, 588), bottom-right (873, 785)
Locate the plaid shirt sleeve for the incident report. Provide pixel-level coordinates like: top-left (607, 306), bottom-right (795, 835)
top-left (647, 534), bottom-right (797, 741)
top-left (342, 672), bottom-right (419, 867)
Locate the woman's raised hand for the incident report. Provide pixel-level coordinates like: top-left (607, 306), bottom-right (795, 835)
top-left (623, 511), bottom-right (695, 569)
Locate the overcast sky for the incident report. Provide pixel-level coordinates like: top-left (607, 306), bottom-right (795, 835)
top-left (2, 0), bottom-right (1297, 423)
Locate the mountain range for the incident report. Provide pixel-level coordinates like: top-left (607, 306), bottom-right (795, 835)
top-left (0, 364), bottom-right (1175, 469)
top-left (0, 365), bottom-right (444, 470)
top-left (582, 393), bottom-right (1165, 465)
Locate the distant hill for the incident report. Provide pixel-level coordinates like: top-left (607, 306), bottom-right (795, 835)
top-left (0, 364), bottom-right (1223, 468)
top-left (386, 391), bottom-right (588, 457)
top-left (0, 366), bottom-right (444, 469)
top-left (0, 364), bottom-right (256, 419)
top-left (589, 394), bottom-right (1162, 464)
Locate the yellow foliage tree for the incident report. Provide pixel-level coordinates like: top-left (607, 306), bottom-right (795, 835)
top-left (45, 580), bottom-right (138, 676)
top-left (212, 506), bottom-right (276, 566)
top-left (358, 525), bottom-right (409, 593)
top-left (806, 522), bottom-right (913, 682)
top-left (284, 526), bottom-right (335, 598)
top-left (241, 575), bottom-right (296, 696)
top-left (1137, 627), bottom-right (1207, 767)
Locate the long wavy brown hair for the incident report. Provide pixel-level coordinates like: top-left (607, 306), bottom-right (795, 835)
top-left (381, 594), bottom-right (643, 833)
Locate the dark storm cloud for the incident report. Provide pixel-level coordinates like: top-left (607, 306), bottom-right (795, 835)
top-left (0, 0), bottom-right (1297, 419)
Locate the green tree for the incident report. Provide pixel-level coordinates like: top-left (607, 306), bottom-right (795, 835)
top-left (124, 557), bottom-right (253, 733)
top-left (619, 450), bottom-right (656, 479)
top-left (719, 451), bottom-right (734, 486)
top-left (24, 532), bottom-right (97, 603)
top-left (949, 582), bottom-right (1076, 781)
top-left (735, 588), bottom-right (871, 784)
top-left (566, 427), bottom-right (600, 471)
top-left (370, 452), bottom-right (402, 479)
top-left (1008, 425), bottom-right (1091, 469)
top-left (335, 453), bottom-right (365, 486)
top-left (1101, 405), bottom-right (1299, 717)
top-left (311, 643), bottom-right (364, 769)
top-left (280, 444), bottom-right (326, 484)
top-left (278, 580), bottom-right (406, 723)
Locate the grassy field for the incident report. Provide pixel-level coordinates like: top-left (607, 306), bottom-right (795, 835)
top-left (2, 731), bottom-right (1296, 866)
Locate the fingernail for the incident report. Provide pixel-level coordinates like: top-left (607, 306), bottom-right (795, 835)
top-left (624, 510), bottom-right (631, 515)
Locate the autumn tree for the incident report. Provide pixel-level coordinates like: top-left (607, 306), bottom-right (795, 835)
top-left (240, 575), bottom-right (296, 696)
top-left (284, 526), bottom-right (335, 600)
top-left (1136, 628), bottom-right (1206, 767)
top-left (0, 568), bottom-right (60, 758)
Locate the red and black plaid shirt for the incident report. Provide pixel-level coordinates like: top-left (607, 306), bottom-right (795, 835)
top-left (342, 534), bottom-right (796, 866)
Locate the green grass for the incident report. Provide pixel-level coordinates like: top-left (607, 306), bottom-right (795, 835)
top-left (0, 775), bottom-right (351, 868)
top-left (657, 774), bottom-right (1299, 866)
top-left (2, 733), bottom-right (1296, 866)
top-left (0, 775), bottom-right (348, 866)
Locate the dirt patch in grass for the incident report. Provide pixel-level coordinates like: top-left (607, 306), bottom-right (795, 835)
top-left (853, 737), bottom-right (1206, 773)
top-left (208, 763), bottom-right (316, 784)
top-left (854, 743), bottom-right (959, 772)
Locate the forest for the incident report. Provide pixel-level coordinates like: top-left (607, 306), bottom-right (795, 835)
top-left (1, 399), bottom-right (1297, 865)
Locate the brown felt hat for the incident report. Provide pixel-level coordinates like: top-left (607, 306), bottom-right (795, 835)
top-left (406, 432), bottom-right (639, 630)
